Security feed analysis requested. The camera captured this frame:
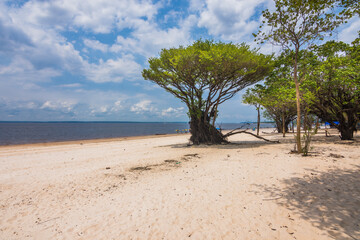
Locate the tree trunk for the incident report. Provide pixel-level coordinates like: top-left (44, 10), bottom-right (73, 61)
top-left (325, 122), bottom-right (328, 137)
top-left (189, 114), bottom-right (226, 145)
top-left (314, 117), bottom-right (319, 134)
top-left (282, 112), bottom-right (286, 137)
top-left (339, 126), bottom-right (354, 140)
top-left (257, 106), bottom-right (260, 136)
top-left (275, 119), bottom-right (282, 133)
top-left (303, 110), bottom-right (308, 132)
top-left (337, 113), bottom-right (356, 140)
top-left (275, 116), bottom-right (289, 134)
top-left (293, 52), bottom-right (302, 153)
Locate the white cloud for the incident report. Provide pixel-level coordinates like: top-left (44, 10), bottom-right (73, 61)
top-left (161, 107), bottom-right (185, 117)
top-left (40, 100), bottom-right (76, 112)
top-left (59, 83), bottom-right (82, 88)
top-left (84, 56), bottom-right (142, 83)
top-left (83, 39), bottom-right (109, 52)
top-left (1, 4), bottom-right (84, 79)
top-left (111, 100), bottom-right (123, 112)
top-left (0, 0), bottom-right (282, 122)
top-left (0, 57), bottom-right (61, 82)
top-left (197, 0), bottom-right (270, 41)
top-left (1, 0), bottom-right (158, 86)
top-left (339, 17), bottom-right (360, 43)
top-left (10, 0), bottom-right (160, 34)
top-left (110, 14), bottom-right (196, 58)
top-left (130, 100), bottom-right (157, 114)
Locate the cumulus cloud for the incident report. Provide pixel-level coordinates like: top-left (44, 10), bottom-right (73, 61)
top-left (4, 0), bottom-right (356, 122)
top-left (0, 57), bottom-right (61, 83)
top-left (339, 17), bottom-right (360, 43)
top-left (111, 100), bottom-right (124, 112)
top-left (0, 17), bottom-right (34, 52)
top-left (40, 100), bottom-right (76, 112)
top-left (9, 0), bottom-right (160, 34)
top-left (84, 56), bottom-right (142, 83)
top-left (0, 0), bottom-right (158, 86)
top-left (161, 107), bottom-right (185, 117)
top-left (197, 0), bottom-right (270, 41)
top-left (110, 14), bottom-right (196, 58)
top-left (130, 100), bottom-right (157, 114)
top-left (83, 39), bottom-right (109, 52)
top-left (58, 83), bottom-right (82, 88)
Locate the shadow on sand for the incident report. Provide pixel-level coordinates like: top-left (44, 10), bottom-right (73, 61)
top-left (164, 140), bottom-right (280, 150)
top-left (255, 166), bottom-right (360, 239)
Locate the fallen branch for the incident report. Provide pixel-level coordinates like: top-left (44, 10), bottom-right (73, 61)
top-left (37, 217), bottom-right (60, 225)
top-left (262, 197), bottom-right (282, 201)
top-left (224, 127), bottom-right (250, 136)
top-left (224, 130), bottom-right (280, 143)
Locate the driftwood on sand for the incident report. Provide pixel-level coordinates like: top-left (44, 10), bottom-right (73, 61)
top-left (224, 128), bottom-right (280, 143)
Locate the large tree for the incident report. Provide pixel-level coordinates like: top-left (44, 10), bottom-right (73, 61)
top-left (254, 0), bottom-right (343, 152)
top-left (306, 40), bottom-right (360, 140)
top-left (142, 40), bottom-right (272, 144)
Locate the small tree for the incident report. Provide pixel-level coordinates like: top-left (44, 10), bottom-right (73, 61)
top-left (142, 40), bottom-right (272, 144)
top-left (242, 85), bottom-right (263, 136)
top-left (254, 0), bottom-right (343, 152)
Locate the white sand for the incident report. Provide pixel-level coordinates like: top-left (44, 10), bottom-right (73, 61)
top-left (0, 129), bottom-right (359, 239)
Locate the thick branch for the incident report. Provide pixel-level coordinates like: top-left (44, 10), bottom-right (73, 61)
top-left (224, 130), bottom-right (280, 143)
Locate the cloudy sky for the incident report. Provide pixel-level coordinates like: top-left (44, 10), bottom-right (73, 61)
top-left (0, 0), bottom-right (359, 122)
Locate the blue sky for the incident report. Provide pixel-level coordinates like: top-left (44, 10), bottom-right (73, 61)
top-left (0, 0), bottom-right (359, 122)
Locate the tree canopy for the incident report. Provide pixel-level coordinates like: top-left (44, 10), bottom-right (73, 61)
top-left (243, 53), bottom-right (297, 136)
top-left (142, 39), bottom-right (273, 144)
top-left (305, 39), bottom-right (360, 139)
top-left (254, 0), bottom-right (344, 153)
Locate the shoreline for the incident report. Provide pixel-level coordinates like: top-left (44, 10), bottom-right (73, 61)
top-left (0, 132), bottom-right (190, 149)
top-left (0, 122), bottom-right (277, 147)
top-left (1, 127), bottom-right (356, 149)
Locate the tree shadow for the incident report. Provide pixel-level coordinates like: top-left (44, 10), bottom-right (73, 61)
top-left (164, 141), bottom-right (280, 150)
top-left (277, 130), bottom-right (360, 146)
top-left (255, 166), bottom-right (360, 239)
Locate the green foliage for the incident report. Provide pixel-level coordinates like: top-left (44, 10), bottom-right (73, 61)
top-left (337, 0), bottom-right (360, 17)
top-left (255, 0), bottom-right (345, 152)
top-left (254, 0), bottom-right (344, 49)
top-left (242, 84), bottom-right (264, 107)
top-left (242, 53), bottom-right (297, 134)
top-left (142, 39), bottom-right (273, 144)
top-left (305, 39), bottom-right (360, 139)
top-left (143, 39), bottom-right (273, 122)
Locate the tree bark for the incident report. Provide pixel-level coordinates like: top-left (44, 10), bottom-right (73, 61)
top-left (294, 51), bottom-right (302, 153)
top-left (224, 130), bottom-right (279, 143)
top-left (189, 113), bottom-right (226, 145)
top-left (282, 112), bottom-right (286, 137)
top-left (314, 117), bottom-right (319, 134)
top-left (339, 126), bottom-right (354, 140)
top-left (257, 105), bottom-right (260, 136)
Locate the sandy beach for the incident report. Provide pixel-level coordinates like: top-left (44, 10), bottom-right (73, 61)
top-left (0, 128), bottom-right (359, 240)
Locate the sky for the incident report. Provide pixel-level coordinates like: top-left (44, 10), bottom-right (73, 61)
top-left (0, 0), bottom-right (359, 123)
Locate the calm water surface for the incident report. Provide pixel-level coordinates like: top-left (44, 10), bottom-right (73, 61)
top-left (0, 122), bottom-right (275, 145)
